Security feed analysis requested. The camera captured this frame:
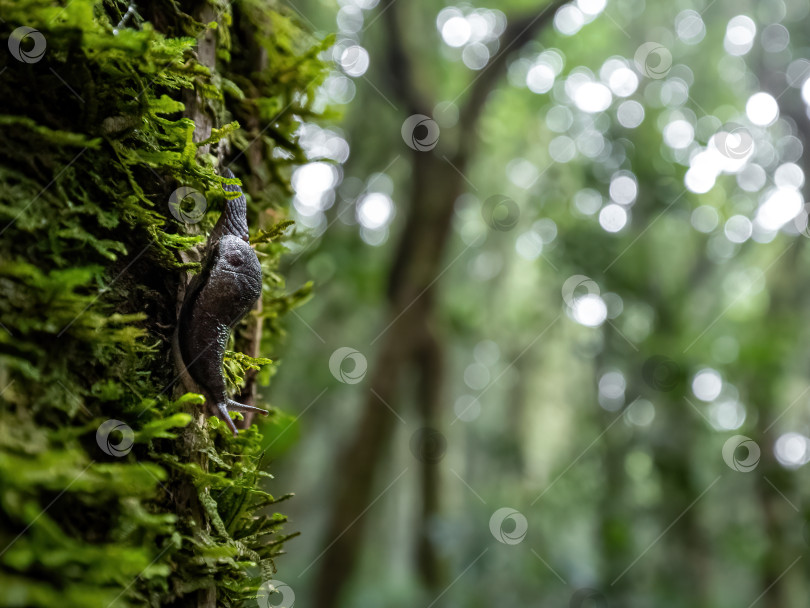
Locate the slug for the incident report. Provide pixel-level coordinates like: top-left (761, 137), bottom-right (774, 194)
top-left (174, 168), bottom-right (268, 435)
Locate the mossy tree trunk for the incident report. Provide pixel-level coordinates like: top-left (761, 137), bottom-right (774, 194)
top-left (0, 1), bottom-right (326, 606)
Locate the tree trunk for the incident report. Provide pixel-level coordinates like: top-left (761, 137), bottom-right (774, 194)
top-left (314, 153), bottom-right (464, 607)
top-left (414, 326), bottom-right (446, 593)
top-left (312, 1), bottom-right (566, 601)
top-left (0, 2), bottom-right (325, 605)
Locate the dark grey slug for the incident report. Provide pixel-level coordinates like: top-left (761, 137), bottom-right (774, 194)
top-left (174, 168), bottom-right (268, 435)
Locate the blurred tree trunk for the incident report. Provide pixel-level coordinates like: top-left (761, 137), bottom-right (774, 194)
top-left (597, 197), bottom-right (716, 607)
top-left (313, 1), bottom-right (566, 605)
top-left (750, 64), bottom-right (810, 608)
top-left (747, 242), bottom-right (804, 608)
top-left (647, 273), bottom-right (713, 608)
top-left (314, 154), bottom-right (465, 607)
top-left (594, 350), bottom-right (632, 603)
top-left (414, 329), bottom-right (447, 591)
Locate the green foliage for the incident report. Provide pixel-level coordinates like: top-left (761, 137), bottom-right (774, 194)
top-left (0, 0), bottom-right (326, 606)
top-left (223, 350), bottom-right (276, 395)
top-left (250, 220), bottom-right (295, 246)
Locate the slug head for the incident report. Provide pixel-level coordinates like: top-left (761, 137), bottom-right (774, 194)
top-left (206, 235), bottom-right (262, 311)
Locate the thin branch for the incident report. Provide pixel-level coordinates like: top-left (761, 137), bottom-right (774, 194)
top-left (458, 0), bottom-right (567, 147)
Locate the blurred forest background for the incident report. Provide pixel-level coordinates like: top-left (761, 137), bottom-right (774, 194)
top-left (261, 0), bottom-right (810, 606)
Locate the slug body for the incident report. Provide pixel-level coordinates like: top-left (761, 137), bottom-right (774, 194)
top-left (176, 168), bottom-right (268, 435)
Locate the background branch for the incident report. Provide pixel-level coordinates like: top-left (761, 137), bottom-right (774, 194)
top-left (458, 0), bottom-right (567, 152)
top-left (379, 0), bottom-right (433, 114)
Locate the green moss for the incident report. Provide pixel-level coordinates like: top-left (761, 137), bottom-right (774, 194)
top-left (0, 0), bottom-right (326, 605)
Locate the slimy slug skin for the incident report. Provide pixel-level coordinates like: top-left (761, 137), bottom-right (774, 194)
top-left (175, 169), bottom-right (268, 435)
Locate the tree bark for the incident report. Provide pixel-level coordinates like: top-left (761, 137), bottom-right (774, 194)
top-left (314, 156), bottom-right (464, 607)
top-left (175, 2), bottom-right (218, 606)
top-left (414, 324), bottom-right (446, 593)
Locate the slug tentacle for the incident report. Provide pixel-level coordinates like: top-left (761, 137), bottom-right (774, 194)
top-left (175, 168), bottom-right (268, 436)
